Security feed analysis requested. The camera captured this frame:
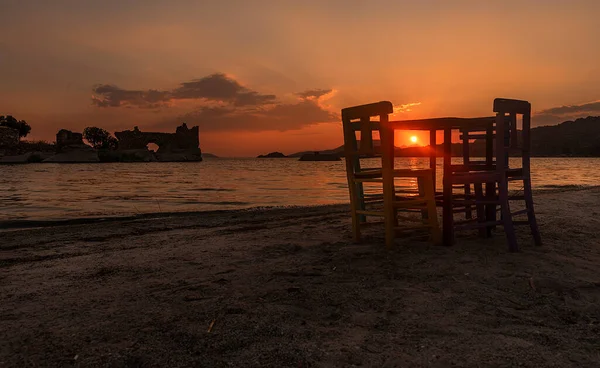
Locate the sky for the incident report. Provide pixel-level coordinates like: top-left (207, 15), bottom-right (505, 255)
top-left (1, 0), bottom-right (599, 156)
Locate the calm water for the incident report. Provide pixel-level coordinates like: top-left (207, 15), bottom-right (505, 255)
top-left (1, 158), bottom-right (598, 222)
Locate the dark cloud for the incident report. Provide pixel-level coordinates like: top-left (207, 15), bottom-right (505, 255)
top-left (534, 100), bottom-right (600, 126)
top-left (536, 100), bottom-right (600, 116)
top-left (92, 73), bottom-right (276, 108)
top-left (171, 73), bottom-right (276, 106)
top-left (91, 84), bottom-right (170, 108)
top-left (295, 89), bottom-right (332, 99)
top-left (232, 91), bottom-right (277, 106)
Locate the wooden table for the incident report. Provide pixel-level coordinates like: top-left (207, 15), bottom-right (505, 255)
top-left (350, 116), bottom-right (497, 246)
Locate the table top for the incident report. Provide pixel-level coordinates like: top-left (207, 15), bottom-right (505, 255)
top-left (387, 116), bottom-right (496, 130)
top-left (347, 116), bottom-right (496, 132)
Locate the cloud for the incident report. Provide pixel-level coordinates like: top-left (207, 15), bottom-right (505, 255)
top-left (91, 84), bottom-right (170, 108)
top-left (171, 73), bottom-right (276, 106)
top-left (295, 89), bottom-right (332, 100)
top-left (536, 100), bottom-right (600, 116)
top-left (91, 73), bottom-right (276, 108)
top-left (534, 99), bottom-right (600, 126)
top-left (393, 102), bottom-right (421, 114)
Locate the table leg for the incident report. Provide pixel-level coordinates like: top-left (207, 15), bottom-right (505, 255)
top-left (429, 129), bottom-right (437, 192)
top-left (443, 127), bottom-right (454, 246)
top-left (485, 122), bottom-right (495, 236)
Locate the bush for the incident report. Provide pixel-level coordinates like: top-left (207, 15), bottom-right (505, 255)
top-left (0, 115), bottom-right (31, 138)
top-left (83, 127), bottom-right (118, 150)
top-left (19, 140), bottom-right (55, 152)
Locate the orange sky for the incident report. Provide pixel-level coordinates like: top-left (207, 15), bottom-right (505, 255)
top-left (2, 1), bottom-right (600, 156)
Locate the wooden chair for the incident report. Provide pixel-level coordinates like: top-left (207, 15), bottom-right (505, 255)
top-left (495, 98), bottom-right (542, 247)
top-left (341, 101), bottom-right (441, 248)
top-left (456, 120), bottom-right (496, 236)
top-left (448, 98), bottom-right (542, 251)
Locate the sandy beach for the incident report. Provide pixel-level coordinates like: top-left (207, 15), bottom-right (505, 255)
top-left (1, 187), bottom-right (600, 367)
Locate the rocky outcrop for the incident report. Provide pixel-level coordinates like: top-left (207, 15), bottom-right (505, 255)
top-left (119, 149), bottom-right (157, 162)
top-left (156, 152), bottom-right (202, 162)
top-left (44, 150), bottom-right (100, 163)
top-left (0, 151), bottom-right (54, 164)
top-left (0, 129), bottom-right (56, 163)
top-left (257, 152), bottom-right (287, 158)
top-left (114, 123), bottom-right (202, 162)
top-left (43, 129), bottom-right (99, 163)
top-left (298, 152), bottom-right (341, 161)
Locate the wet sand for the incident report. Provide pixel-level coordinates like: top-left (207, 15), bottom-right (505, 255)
top-left (1, 187), bottom-right (600, 367)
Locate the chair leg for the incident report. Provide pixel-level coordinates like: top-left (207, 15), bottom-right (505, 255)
top-left (417, 177), bottom-right (429, 222)
top-left (380, 124), bottom-right (397, 248)
top-left (423, 173), bottom-right (442, 245)
top-left (523, 176), bottom-right (542, 246)
top-left (349, 181), bottom-right (362, 243)
top-left (474, 183), bottom-right (487, 238)
top-left (384, 201), bottom-right (396, 249)
top-left (499, 180), bottom-right (518, 252)
top-left (464, 184), bottom-right (473, 219)
top-left (484, 182), bottom-right (496, 237)
top-left (357, 181), bottom-right (367, 224)
top-left (382, 174), bottom-right (396, 249)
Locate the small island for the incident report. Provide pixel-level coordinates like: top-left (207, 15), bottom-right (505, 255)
top-left (299, 151), bottom-right (341, 161)
top-left (0, 119), bottom-right (204, 164)
top-left (257, 151), bottom-right (287, 158)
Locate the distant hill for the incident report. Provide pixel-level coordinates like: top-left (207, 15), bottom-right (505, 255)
top-left (202, 153), bottom-right (219, 158)
top-left (469, 116), bottom-right (600, 157)
top-left (288, 147), bottom-right (343, 158)
top-left (257, 151), bottom-right (287, 158)
top-left (529, 116), bottom-right (600, 156)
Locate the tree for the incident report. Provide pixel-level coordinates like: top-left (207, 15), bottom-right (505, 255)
top-left (0, 115), bottom-right (31, 138)
top-left (83, 126), bottom-right (118, 150)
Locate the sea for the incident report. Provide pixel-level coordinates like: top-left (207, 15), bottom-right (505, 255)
top-left (1, 157), bottom-right (598, 223)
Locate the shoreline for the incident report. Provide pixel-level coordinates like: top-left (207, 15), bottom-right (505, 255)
top-left (0, 203), bottom-right (349, 231)
top-left (2, 184), bottom-right (598, 231)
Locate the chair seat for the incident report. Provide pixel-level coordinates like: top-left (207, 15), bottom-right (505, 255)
top-left (450, 171), bottom-right (502, 185)
top-left (450, 163), bottom-right (496, 172)
top-left (506, 168), bottom-right (524, 178)
top-left (354, 168), bottom-right (433, 179)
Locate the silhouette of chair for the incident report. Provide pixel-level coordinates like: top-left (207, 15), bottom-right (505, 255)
top-left (448, 98), bottom-right (542, 251)
top-left (341, 101), bottom-right (441, 248)
top-left (455, 118), bottom-right (496, 233)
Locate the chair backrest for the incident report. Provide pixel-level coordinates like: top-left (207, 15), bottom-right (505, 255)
top-left (341, 101), bottom-right (393, 157)
top-left (493, 98), bottom-right (532, 169)
top-left (493, 98), bottom-right (531, 151)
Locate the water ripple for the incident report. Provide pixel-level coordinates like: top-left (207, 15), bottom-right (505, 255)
top-left (0, 157), bottom-right (598, 221)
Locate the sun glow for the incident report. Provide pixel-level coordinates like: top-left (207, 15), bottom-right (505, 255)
top-left (410, 136), bottom-right (418, 143)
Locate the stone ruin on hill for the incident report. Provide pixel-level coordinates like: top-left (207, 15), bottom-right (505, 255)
top-left (43, 129), bottom-right (99, 162)
top-left (114, 123), bottom-right (202, 162)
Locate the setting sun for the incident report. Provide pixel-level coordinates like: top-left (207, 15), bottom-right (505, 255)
top-left (410, 136), bottom-right (418, 143)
